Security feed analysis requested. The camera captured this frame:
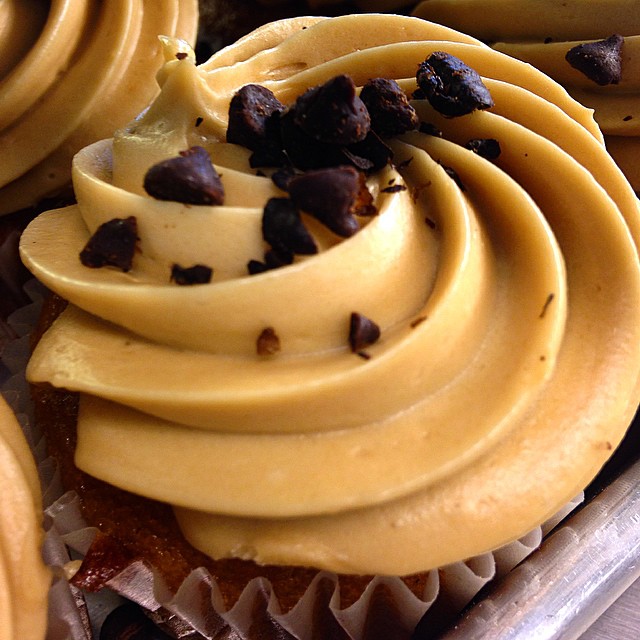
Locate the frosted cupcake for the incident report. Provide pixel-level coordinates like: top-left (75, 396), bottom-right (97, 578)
top-left (18, 13), bottom-right (640, 638)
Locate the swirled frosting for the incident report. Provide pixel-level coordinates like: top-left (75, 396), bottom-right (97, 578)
top-left (0, 0), bottom-right (198, 215)
top-left (21, 15), bottom-right (640, 575)
top-left (405, 0), bottom-right (640, 190)
top-left (0, 397), bottom-right (50, 639)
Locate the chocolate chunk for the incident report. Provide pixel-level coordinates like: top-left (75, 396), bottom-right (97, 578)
top-left (345, 130), bottom-right (393, 173)
top-left (100, 602), bottom-right (173, 640)
top-left (271, 166), bottom-right (297, 192)
top-left (170, 263), bottom-right (213, 285)
top-left (288, 167), bottom-right (375, 237)
top-left (360, 78), bottom-right (419, 137)
top-left (280, 109), bottom-right (347, 170)
top-left (143, 146), bottom-right (224, 205)
top-left (79, 217), bottom-right (138, 272)
top-left (265, 247), bottom-right (295, 268)
top-left (465, 138), bottom-right (501, 160)
top-left (293, 75), bottom-right (370, 145)
top-left (248, 259), bottom-right (270, 275)
top-left (349, 312), bottom-right (380, 352)
top-left (262, 197), bottom-right (318, 257)
top-left (227, 84), bottom-right (286, 149)
top-left (257, 327), bottom-right (281, 356)
top-left (416, 52), bottom-right (494, 117)
top-left (565, 34), bottom-right (624, 85)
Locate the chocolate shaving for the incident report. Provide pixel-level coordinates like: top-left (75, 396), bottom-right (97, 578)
top-left (79, 217), bottom-right (138, 272)
top-left (441, 163), bottom-right (466, 191)
top-left (396, 156), bottom-right (414, 170)
top-left (566, 34), bottom-right (624, 86)
top-left (257, 327), bottom-right (281, 356)
top-left (262, 197), bottom-right (318, 257)
top-left (288, 167), bottom-right (375, 237)
top-left (349, 312), bottom-right (380, 352)
top-left (227, 84), bottom-right (286, 151)
top-left (293, 74), bottom-right (370, 145)
top-left (170, 264), bottom-right (213, 285)
top-left (360, 78), bottom-right (419, 137)
top-left (539, 293), bottom-right (555, 319)
top-left (465, 138), bottom-right (501, 160)
top-left (381, 184), bottom-right (407, 193)
top-left (144, 146), bottom-right (224, 205)
top-left (416, 52), bottom-right (494, 117)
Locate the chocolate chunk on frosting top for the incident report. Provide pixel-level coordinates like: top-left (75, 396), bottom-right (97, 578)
top-left (565, 34), bottom-right (625, 86)
top-left (417, 51), bottom-right (495, 116)
top-left (79, 217), bottom-right (138, 272)
top-left (143, 146), bottom-right (225, 205)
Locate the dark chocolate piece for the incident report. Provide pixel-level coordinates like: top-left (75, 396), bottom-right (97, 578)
top-left (381, 184), bottom-right (407, 193)
top-left (279, 109), bottom-right (347, 170)
top-left (349, 312), bottom-right (381, 352)
top-left (416, 52), bottom-right (494, 117)
top-left (441, 163), bottom-right (466, 191)
top-left (247, 259), bottom-right (270, 275)
top-left (271, 166), bottom-right (297, 192)
top-left (143, 146), bottom-right (224, 205)
top-left (170, 264), bottom-right (213, 285)
top-left (227, 84), bottom-right (286, 150)
top-left (288, 167), bottom-right (375, 238)
top-left (293, 74), bottom-right (370, 145)
top-left (79, 217), bottom-right (138, 272)
top-left (262, 197), bottom-right (318, 256)
top-left (565, 34), bottom-right (624, 85)
top-left (257, 327), bottom-right (281, 356)
top-left (465, 138), bottom-right (501, 160)
top-left (344, 130), bottom-right (393, 173)
top-left (360, 78), bottom-right (419, 137)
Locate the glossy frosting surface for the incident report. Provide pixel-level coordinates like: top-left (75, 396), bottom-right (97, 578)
top-left (0, 0), bottom-right (198, 215)
top-left (0, 397), bottom-right (50, 639)
top-left (21, 15), bottom-right (640, 575)
top-left (409, 0), bottom-right (640, 189)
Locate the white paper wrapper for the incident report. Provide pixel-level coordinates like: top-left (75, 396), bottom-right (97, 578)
top-left (0, 284), bottom-right (583, 640)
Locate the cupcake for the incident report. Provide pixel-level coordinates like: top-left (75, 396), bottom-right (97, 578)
top-left (16, 13), bottom-right (640, 639)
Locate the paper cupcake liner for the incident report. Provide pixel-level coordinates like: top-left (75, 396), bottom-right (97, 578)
top-left (0, 283), bottom-right (583, 639)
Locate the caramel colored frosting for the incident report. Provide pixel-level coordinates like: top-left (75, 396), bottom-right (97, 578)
top-left (0, 0), bottom-right (198, 215)
top-left (0, 397), bottom-right (50, 639)
top-left (21, 15), bottom-right (640, 575)
top-left (407, 0), bottom-right (640, 190)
